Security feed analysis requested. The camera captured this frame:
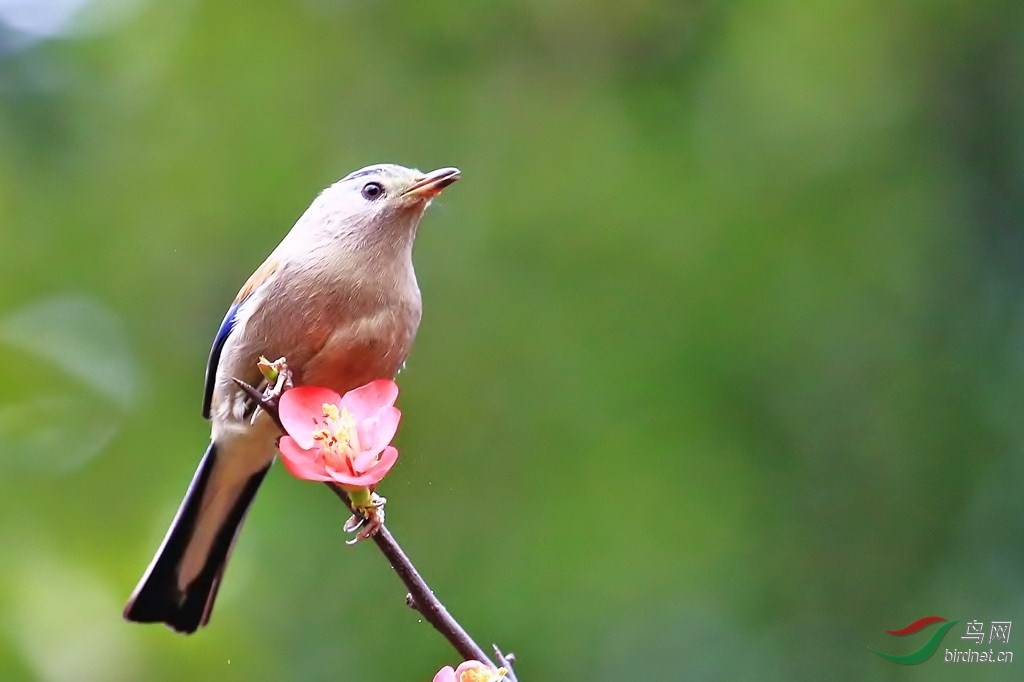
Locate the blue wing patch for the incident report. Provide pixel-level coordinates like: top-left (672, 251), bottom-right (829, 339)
top-left (202, 302), bottom-right (240, 419)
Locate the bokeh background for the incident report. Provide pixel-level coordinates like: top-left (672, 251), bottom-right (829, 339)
top-left (1, 1), bottom-right (1023, 680)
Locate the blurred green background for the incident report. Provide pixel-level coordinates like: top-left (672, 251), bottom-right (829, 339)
top-left (1, 1), bottom-right (1023, 680)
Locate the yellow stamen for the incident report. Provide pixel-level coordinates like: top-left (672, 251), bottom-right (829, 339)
top-left (460, 667), bottom-right (508, 682)
top-left (314, 403), bottom-right (361, 470)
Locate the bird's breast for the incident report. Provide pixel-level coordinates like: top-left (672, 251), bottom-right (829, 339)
top-left (212, 269), bottom-right (421, 424)
top-left (297, 297), bottom-right (422, 390)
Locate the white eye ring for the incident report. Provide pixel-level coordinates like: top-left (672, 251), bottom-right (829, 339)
top-left (361, 182), bottom-right (385, 200)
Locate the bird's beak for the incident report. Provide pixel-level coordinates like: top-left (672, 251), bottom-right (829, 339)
top-left (403, 167), bottom-right (461, 199)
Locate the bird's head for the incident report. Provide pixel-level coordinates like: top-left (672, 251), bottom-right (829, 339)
top-left (311, 164), bottom-right (460, 248)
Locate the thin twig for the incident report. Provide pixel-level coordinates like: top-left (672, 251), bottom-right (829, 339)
top-left (493, 646), bottom-right (517, 672)
top-left (232, 378), bottom-right (284, 430)
top-left (325, 483), bottom-right (516, 680)
top-left (236, 369), bottom-right (517, 680)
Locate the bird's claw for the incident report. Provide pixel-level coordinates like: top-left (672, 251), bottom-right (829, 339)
top-left (344, 493), bottom-right (386, 544)
top-left (235, 358), bottom-right (293, 427)
top-left (258, 357), bottom-right (293, 395)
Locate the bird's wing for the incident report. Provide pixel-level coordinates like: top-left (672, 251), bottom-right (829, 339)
top-left (202, 256), bottom-right (282, 419)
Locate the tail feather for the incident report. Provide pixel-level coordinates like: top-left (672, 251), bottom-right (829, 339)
top-left (123, 443), bottom-right (270, 633)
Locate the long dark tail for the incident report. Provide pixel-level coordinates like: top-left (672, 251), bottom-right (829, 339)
top-left (123, 443), bottom-right (270, 633)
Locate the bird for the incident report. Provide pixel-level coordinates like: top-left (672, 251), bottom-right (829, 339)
top-left (123, 163), bottom-right (460, 633)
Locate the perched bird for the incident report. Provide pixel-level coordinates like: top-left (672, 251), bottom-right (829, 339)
top-left (124, 163), bottom-right (460, 633)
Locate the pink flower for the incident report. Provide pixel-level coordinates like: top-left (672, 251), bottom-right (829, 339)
top-left (277, 380), bottom-right (400, 488)
top-left (433, 661), bottom-right (507, 682)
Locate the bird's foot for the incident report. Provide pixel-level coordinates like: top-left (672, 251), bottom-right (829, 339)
top-left (234, 357), bottom-right (293, 428)
top-left (344, 492), bottom-right (386, 544)
top-left (256, 356), bottom-right (292, 394)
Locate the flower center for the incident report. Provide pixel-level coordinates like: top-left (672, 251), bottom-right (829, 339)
top-left (460, 667), bottom-right (508, 682)
top-left (312, 403), bottom-right (360, 470)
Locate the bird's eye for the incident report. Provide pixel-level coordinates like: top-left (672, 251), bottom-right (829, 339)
top-left (361, 182), bottom-right (385, 201)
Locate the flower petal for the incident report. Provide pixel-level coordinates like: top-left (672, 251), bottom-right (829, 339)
top-left (433, 667), bottom-right (457, 682)
top-left (278, 436), bottom-right (331, 482)
top-left (339, 379), bottom-right (398, 420)
top-left (357, 406), bottom-right (401, 454)
top-left (365, 445), bottom-right (399, 479)
top-left (454, 661), bottom-right (494, 681)
top-left (351, 448), bottom-right (379, 474)
top-left (279, 386), bottom-right (342, 449)
top-left (325, 466), bottom-right (378, 488)
top-left (326, 446), bottom-right (397, 487)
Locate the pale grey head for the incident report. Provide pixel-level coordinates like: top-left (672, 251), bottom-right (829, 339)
top-left (299, 164), bottom-right (461, 249)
